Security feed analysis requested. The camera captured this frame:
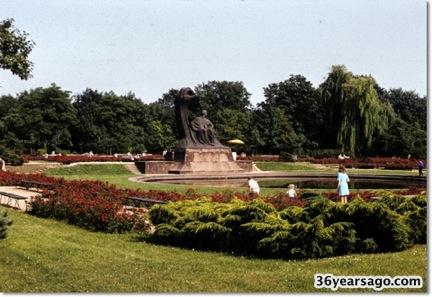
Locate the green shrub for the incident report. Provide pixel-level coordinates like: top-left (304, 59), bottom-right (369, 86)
top-left (378, 193), bottom-right (427, 244)
top-left (2, 151), bottom-right (25, 166)
top-left (344, 197), bottom-right (412, 252)
top-left (309, 149), bottom-right (340, 158)
top-left (147, 194), bottom-right (425, 260)
top-left (279, 151), bottom-right (296, 162)
top-left (0, 210), bottom-right (13, 239)
top-left (37, 148), bottom-right (47, 155)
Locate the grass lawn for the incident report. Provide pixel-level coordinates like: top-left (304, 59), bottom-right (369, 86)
top-left (0, 207), bottom-right (426, 293)
top-left (43, 163), bottom-right (222, 195)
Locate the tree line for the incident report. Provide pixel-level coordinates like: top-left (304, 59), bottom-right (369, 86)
top-left (0, 65), bottom-right (426, 159)
top-left (0, 19), bottom-right (426, 159)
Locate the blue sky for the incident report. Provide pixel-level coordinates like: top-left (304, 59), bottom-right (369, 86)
top-left (0, 0), bottom-right (427, 104)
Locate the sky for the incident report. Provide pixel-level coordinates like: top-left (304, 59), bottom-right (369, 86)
top-left (0, 0), bottom-right (427, 105)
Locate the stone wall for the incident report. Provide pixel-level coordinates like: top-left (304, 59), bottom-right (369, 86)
top-left (134, 161), bottom-right (178, 174)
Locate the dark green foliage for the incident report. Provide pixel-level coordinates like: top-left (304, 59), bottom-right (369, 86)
top-left (3, 151), bottom-right (24, 165)
top-left (0, 210), bottom-right (13, 239)
top-left (377, 193), bottom-right (427, 244)
top-left (405, 207), bottom-right (427, 244)
top-left (0, 18), bottom-right (35, 80)
top-left (298, 190), bottom-right (322, 202)
top-left (182, 221), bottom-right (231, 250)
top-left (147, 203), bottom-right (179, 226)
top-left (344, 197), bottom-right (412, 252)
top-left (152, 224), bottom-right (183, 245)
top-left (309, 149), bottom-right (342, 158)
top-left (359, 238), bottom-right (378, 252)
top-left (279, 151), bottom-right (295, 162)
top-left (0, 147), bottom-right (24, 165)
top-left (147, 192), bottom-right (426, 260)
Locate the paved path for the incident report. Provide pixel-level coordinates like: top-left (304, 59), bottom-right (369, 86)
top-left (0, 186), bottom-right (41, 211)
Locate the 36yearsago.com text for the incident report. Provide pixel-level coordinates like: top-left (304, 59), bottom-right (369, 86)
top-left (314, 274), bottom-right (423, 291)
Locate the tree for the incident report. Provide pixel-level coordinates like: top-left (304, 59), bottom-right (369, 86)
top-left (0, 95), bottom-right (20, 146)
top-left (0, 18), bottom-right (35, 80)
top-left (71, 88), bottom-right (104, 153)
top-left (72, 89), bottom-right (147, 154)
top-left (253, 105), bottom-right (298, 155)
top-left (319, 66), bottom-right (391, 156)
top-left (192, 81), bottom-right (254, 147)
top-left (2, 84), bottom-right (77, 154)
top-left (372, 117), bottom-right (426, 158)
top-left (154, 94), bottom-right (176, 139)
top-left (337, 75), bottom-right (387, 155)
top-left (318, 65), bottom-right (352, 149)
top-left (194, 81), bottom-right (252, 128)
top-left (263, 75), bottom-right (322, 153)
top-left (383, 88), bottom-right (427, 131)
top-left (143, 119), bottom-right (176, 153)
top-left (195, 81), bottom-right (253, 113)
top-left (214, 108), bottom-right (252, 146)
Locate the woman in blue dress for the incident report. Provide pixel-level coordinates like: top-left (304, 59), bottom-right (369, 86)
top-left (337, 165), bottom-right (350, 204)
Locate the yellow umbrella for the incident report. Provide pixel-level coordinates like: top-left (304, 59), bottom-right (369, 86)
top-left (228, 139), bottom-right (244, 145)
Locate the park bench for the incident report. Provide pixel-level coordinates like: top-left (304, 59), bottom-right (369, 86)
top-left (124, 196), bottom-right (167, 209)
top-left (0, 191), bottom-right (28, 210)
top-left (19, 180), bottom-right (53, 192)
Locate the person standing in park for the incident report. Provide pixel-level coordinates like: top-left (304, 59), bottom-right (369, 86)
top-left (287, 184), bottom-right (297, 198)
top-left (0, 157), bottom-right (5, 171)
top-left (337, 165), bottom-right (350, 204)
top-left (418, 160), bottom-right (424, 176)
top-left (248, 177), bottom-right (260, 195)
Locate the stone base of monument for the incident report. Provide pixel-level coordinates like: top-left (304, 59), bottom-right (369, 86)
top-left (135, 160), bottom-right (179, 174)
top-left (168, 147), bottom-right (246, 175)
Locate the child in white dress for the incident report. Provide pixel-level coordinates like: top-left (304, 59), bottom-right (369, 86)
top-left (287, 184), bottom-right (297, 198)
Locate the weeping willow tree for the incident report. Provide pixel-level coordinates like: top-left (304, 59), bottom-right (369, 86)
top-left (319, 65), bottom-right (352, 150)
top-left (320, 65), bottom-right (392, 155)
top-left (339, 75), bottom-right (387, 154)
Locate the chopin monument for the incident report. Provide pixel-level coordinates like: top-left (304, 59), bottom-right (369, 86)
top-left (165, 87), bottom-right (246, 175)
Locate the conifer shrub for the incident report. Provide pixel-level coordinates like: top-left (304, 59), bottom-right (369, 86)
top-left (342, 197), bottom-right (412, 252)
top-left (377, 193), bottom-right (427, 244)
top-left (147, 193), bottom-right (426, 260)
top-left (149, 198), bottom-right (234, 250)
top-left (0, 210), bottom-right (13, 239)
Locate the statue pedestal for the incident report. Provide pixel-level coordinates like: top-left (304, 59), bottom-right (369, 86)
top-left (168, 147), bottom-right (245, 175)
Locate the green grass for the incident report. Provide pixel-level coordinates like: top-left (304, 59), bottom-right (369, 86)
top-left (0, 207), bottom-right (426, 293)
top-left (257, 161), bottom-right (324, 171)
top-left (44, 164), bottom-right (226, 195)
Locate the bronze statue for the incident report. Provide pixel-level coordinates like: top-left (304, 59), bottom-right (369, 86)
top-left (170, 87), bottom-right (223, 148)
